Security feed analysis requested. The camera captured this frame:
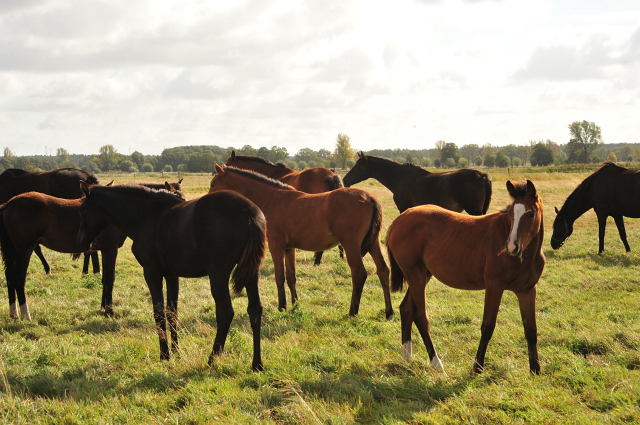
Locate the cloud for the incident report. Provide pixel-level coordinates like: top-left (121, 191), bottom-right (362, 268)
top-left (512, 44), bottom-right (606, 81)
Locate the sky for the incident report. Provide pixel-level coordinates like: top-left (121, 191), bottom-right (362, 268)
top-left (1, 0), bottom-right (639, 157)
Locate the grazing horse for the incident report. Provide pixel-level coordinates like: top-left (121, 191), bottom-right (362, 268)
top-left (0, 183), bottom-right (186, 319)
top-left (225, 151), bottom-right (343, 265)
top-left (0, 168), bottom-right (101, 275)
top-left (343, 153), bottom-right (492, 215)
top-left (386, 180), bottom-right (545, 374)
top-left (77, 183), bottom-right (266, 370)
top-left (551, 162), bottom-right (640, 254)
top-left (209, 164), bottom-right (394, 319)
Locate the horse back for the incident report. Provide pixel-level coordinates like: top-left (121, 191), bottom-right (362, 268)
top-left (289, 167), bottom-right (343, 194)
top-left (589, 167), bottom-right (640, 217)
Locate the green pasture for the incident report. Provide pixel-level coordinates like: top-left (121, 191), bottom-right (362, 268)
top-left (0, 169), bottom-right (639, 423)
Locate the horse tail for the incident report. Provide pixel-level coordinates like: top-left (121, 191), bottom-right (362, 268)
top-left (0, 204), bottom-right (16, 272)
top-left (386, 232), bottom-right (404, 292)
top-left (324, 174), bottom-right (344, 191)
top-left (481, 172), bottom-right (493, 215)
top-left (231, 209), bottom-right (267, 295)
top-left (360, 196), bottom-right (382, 256)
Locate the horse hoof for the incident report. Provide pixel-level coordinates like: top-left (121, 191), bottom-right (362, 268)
top-left (402, 341), bottom-right (412, 362)
top-left (472, 362), bottom-right (484, 374)
top-left (81, 272), bottom-right (87, 278)
top-left (94, 272), bottom-right (101, 276)
top-left (252, 362), bottom-right (264, 372)
top-left (430, 355), bottom-right (444, 372)
top-left (385, 310), bottom-right (394, 321)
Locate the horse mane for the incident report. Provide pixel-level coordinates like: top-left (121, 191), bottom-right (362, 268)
top-left (232, 155), bottom-right (289, 169)
top-left (92, 184), bottom-right (186, 202)
top-left (224, 167), bottom-right (295, 190)
top-left (136, 181), bottom-right (183, 191)
top-left (364, 155), bottom-right (429, 174)
top-left (57, 168), bottom-right (100, 185)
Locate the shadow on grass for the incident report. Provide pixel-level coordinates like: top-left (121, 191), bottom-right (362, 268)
top-left (546, 249), bottom-right (639, 267)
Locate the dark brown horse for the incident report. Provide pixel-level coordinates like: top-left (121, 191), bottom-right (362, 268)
top-left (78, 183), bottom-right (266, 370)
top-left (0, 168), bottom-right (101, 275)
top-left (343, 153), bottom-right (492, 214)
top-left (551, 162), bottom-right (640, 254)
top-left (225, 151), bottom-right (343, 265)
top-left (386, 180), bottom-right (545, 374)
top-left (210, 164), bottom-right (393, 319)
top-left (0, 183), bottom-right (185, 319)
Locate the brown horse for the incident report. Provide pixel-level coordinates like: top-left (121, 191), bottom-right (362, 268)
top-left (225, 151), bottom-right (343, 265)
top-left (551, 162), bottom-right (640, 254)
top-left (0, 168), bottom-right (101, 275)
top-left (0, 183), bottom-right (185, 319)
top-left (78, 183), bottom-right (266, 369)
top-left (386, 180), bottom-right (545, 374)
top-left (210, 164), bottom-right (393, 319)
top-left (343, 153), bottom-right (492, 215)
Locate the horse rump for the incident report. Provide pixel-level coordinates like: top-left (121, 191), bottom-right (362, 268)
top-left (481, 172), bottom-right (493, 215)
top-left (0, 205), bottom-right (17, 270)
top-left (231, 210), bottom-right (267, 295)
top-left (324, 174), bottom-right (344, 191)
top-left (360, 196), bottom-right (382, 257)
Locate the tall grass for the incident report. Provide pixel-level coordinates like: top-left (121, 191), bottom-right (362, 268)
top-left (0, 171), bottom-right (638, 423)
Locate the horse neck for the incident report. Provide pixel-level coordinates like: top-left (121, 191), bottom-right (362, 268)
top-left (238, 160), bottom-right (292, 179)
top-left (560, 182), bottom-right (593, 225)
top-left (367, 159), bottom-right (415, 193)
top-left (224, 179), bottom-right (285, 211)
top-left (89, 190), bottom-right (156, 235)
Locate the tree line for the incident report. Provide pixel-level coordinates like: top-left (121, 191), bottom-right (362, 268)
top-left (1, 121), bottom-right (637, 174)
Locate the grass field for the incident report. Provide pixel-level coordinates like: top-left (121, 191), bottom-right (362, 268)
top-left (0, 168), bottom-right (639, 424)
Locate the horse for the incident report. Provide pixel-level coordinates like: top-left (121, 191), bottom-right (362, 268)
top-left (0, 182), bottom-right (186, 319)
top-left (343, 152), bottom-right (492, 215)
top-left (551, 162), bottom-right (640, 254)
top-left (225, 151), bottom-right (343, 265)
top-left (386, 180), bottom-right (545, 374)
top-left (0, 168), bottom-right (101, 276)
top-left (77, 182), bottom-right (266, 370)
top-left (209, 163), bottom-right (394, 319)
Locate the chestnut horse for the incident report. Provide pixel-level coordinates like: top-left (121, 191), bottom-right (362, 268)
top-left (0, 183), bottom-right (185, 319)
top-left (343, 153), bottom-right (492, 215)
top-left (225, 151), bottom-right (343, 265)
top-left (0, 168), bottom-right (101, 275)
top-left (386, 180), bottom-right (545, 374)
top-left (78, 183), bottom-right (266, 369)
top-left (551, 162), bottom-right (640, 254)
top-left (210, 164), bottom-right (393, 319)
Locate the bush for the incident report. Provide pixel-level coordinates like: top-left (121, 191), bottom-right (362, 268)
top-left (141, 163), bottom-right (153, 172)
top-left (445, 158), bottom-right (456, 168)
top-left (177, 164), bottom-right (187, 172)
top-left (484, 154), bottom-right (496, 167)
top-left (119, 160), bottom-right (138, 173)
top-left (495, 151), bottom-right (510, 168)
top-left (346, 160), bottom-right (355, 169)
top-left (163, 165), bottom-right (173, 172)
top-left (82, 162), bottom-right (101, 174)
top-left (457, 157), bottom-right (469, 168)
top-left (286, 161), bottom-right (297, 170)
top-left (474, 156), bottom-right (483, 166)
top-left (298, 161), bottom-right (308, 170)
top-left (607, 152), bottom-right (617, 162)
top-left (434, 158), bottom-right (441, 168)
top-left (393, 156), bottom-right (405, 163)
top-left (421, 157), bottom-right (432, 167)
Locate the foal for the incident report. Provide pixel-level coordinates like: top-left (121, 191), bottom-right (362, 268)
top-left (386, 180), bottom-right (545, 374)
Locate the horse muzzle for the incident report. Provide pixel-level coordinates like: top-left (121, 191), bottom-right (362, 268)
top-left (505, 241), bottom-right (522, 258)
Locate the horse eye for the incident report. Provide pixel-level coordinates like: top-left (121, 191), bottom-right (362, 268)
top-left (529, 212), bottom-right (535, 219)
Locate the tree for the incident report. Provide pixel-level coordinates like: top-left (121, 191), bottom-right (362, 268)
top-left (187, 152), bottom-right (203, 172)
top-left (297, 161), bottom-right (308, 170)
top-left (530, 143), bottom-right (554, 166)
top-left (267, 146), bottom-right (289, 162)
top-left (607, 151), bottom-right (617, 162)
top-left (4, 147), bottom-right (14, 158)
top-left (56, 148), bottom-right (69, 162)
top-left (131, 151), bottom-right (145, 170)
top-left (239, 145), bottom-right (257, 156)
top-left (294, 148), bottom-right (318, 163)
top-left (445, 158), bottom-right (456, 168)
top-left (333, 133), bottom-right (354, 169)
top-left (460, 144), bottom-right (480, 161)
top-left (474, 156), bottom-right (483, 166)
top-left (567, 120), bottom-right (603, 163)
top-left (512, 157), bottom-right (522, 167)
top-left (201, 153), bottom-right (214, 172)
top-left (98, 145), bottom-right (120, 171)
top-left (457, 157), bottom-right (469, 168)
top-left (441, 143), bottom-right (460, 163)
top-left (421, 157), bottom-right (432, 167)
top-left (484, 154), bottom-right (496, 167)
top-left (317, 149), bottom-right (332, 160)
top-left (434, 140), bottom-right (446, 159)
top-left (495, 151), bottom-right (510, 168)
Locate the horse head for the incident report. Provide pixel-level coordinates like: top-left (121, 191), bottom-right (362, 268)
top-left (550, 206), bottom-right (572, 249)
top-left (343, 152), bottom-right (369, 187)
top-left (78, 181), bottom-right (112, 251)
top-left (504, 180), bottom-right (543, 258)
top-left (209, 163), bottom-right (229, 192)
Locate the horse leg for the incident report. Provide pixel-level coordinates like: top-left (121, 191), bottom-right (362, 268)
top-left (143, 269), bottom-right (170, 360)
top-left (100, 248), bottom-right (117, 316)
top-left (399, 290), bottom-right (414, 361)
top-left (270, 245), bottom-right (287, 311)
top-left (14, 253), bottom-right (32, 320)
top-left (166, 276), bottom-right (180, 353)
top-left (91, 250), bottom-right (101, 275)
top-left (343, 243), bottom-right (367, 317)
top-left (515, 286), bottom-right (540, 374)
top-left (244, 272), bottom-right (264, 371)
top-left (284, 248), bottom-right (298, 306)
top-left (338, 245), bottom-right (344, 259)
top-left (367, 239), bottom-right (393, 319)
top-left (313, 251), bottom-right (323, 266)
top-left (33, 245), bottom-right (51, 275)
top-left (82, 252), bottom-right (90, 277)
top-left (5, 257), bottom-right (17, 318)
top-left (473, 286), bottom-right (504, 373)
top-left (208, 271), bottom-right (234, 366)
top-left (613, 215), bottom-right (631, 252)
top-left (406, 268), bottom-right (443, 372)
top-left (596, 211), bottom-right (608, 254)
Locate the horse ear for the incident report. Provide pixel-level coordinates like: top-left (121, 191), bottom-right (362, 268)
top-left (178, 178), bottom-right (183, 184)
top-left (106, 180), bottom-right (114, 187)
top-left (526, 179), bottom-right (537, 197)
top-left (358, 151), bottom-right (363, 158)
top-left (231, 151), bottom-right (236, 159)
top-left (506, 180), bottom-right (515, 196)
top-left (214, 162), bottom-right (224, 175)
top-left (164, 181), bottom-right (172, 191)
top-left (554, 206), bottom-right (559, 214)
top-left (80, 180), bottom-right (90, 197)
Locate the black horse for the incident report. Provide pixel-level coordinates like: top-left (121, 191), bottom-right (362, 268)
top-left (343, 153), bottom-right (492, 214)
top-left (78, 183), bottom-right (266, 370)
top-left (0, 168), bottom-right (101, 275)
top-left (551, 162), bottom-right (640, 253)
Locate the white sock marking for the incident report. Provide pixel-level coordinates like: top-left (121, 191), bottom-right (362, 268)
top-left (402, 341), bottom-right (412, 362)
top-left (430, 354), bottom-right (444, 372)
top-left (508, 203), bottom-right (525, 253)
top-left (20, 303), bottom-right (31, 321)
top-left (9, 303), bottom-right (18, 318)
